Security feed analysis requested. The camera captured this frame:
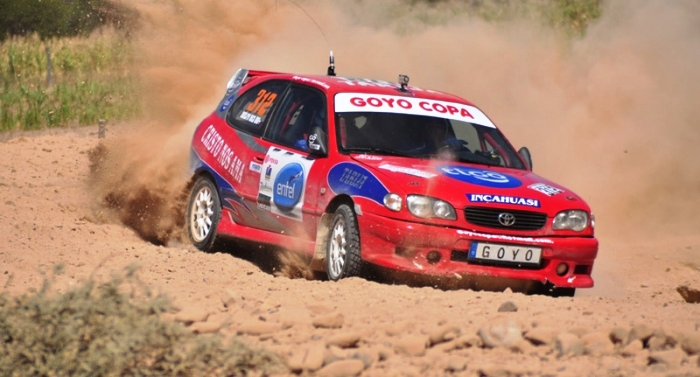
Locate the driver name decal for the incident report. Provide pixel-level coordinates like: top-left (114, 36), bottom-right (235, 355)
top-left (334, 92), bottom-right (496, 128)
top-left (468, 194), bottom-right (540, 208)
top-left (438, 165), bottom-right (521, 188)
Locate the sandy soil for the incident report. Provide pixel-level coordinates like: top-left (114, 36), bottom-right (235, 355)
top-left (1, 126), bottom-right (699, 376)
top-left (3, 1), bottom-right (700, 376)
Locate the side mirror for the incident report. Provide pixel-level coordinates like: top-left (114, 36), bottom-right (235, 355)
top-left (307, 126), bottom-right (328, 156)
top-left (518, 147), bottom-right (532, 170)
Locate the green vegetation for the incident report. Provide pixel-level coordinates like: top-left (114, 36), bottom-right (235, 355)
top-left (0, 267), bottom-right (286, 376)
top-left (0, 32), bottom-right (140, 131)
top-left (366, 0), bottom-right (603, 37)
top-left (0, 0), bottom-right (135, 41)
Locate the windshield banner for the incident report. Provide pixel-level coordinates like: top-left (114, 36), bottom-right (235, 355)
top-left (334, 92), bottom-right (495, 128)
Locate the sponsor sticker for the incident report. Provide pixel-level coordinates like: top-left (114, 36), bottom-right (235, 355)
top-left (219, 95), bottom-right (235, 112)
top-left (334, 92), bottom-right (496, 128)
top-left (327, 162), bottom-right (389, 204)
top-left (258, 148), bottom-right (314, 220)
top-left (528, 183), bottom-right (564, 196)
top-left (379, 163), bottom-right (436, 179)
top-left (438, 165), bottom-right (521, 188)
top-left (456, 229), bottom-right (554, 245)
top-left (353, 154), bottom-right (383, 161)
top-left (249, 161), bottom-right (262, 173)
top-left (468, 194), bottom-right (540, 208)
top-left (273, 163), bottom-right (304, 211)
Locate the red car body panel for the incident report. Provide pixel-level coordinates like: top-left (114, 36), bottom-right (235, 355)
top-left (188, 70), bottom-right (598, 289)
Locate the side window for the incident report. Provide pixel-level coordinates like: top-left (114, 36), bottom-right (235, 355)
top-left (267, 87), bottom-right (326, 152)
top-left (226, 80), bottom-right (288, 137)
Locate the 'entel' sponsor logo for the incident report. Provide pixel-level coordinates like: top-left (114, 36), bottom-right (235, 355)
top-left (468, 194), bottom-right (540, 208)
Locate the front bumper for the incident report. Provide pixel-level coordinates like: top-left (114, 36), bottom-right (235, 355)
top-left (358, 212), bottom-right (598, 288)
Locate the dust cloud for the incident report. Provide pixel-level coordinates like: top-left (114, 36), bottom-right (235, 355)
top-left (91, 0), bottom-right (699, 247)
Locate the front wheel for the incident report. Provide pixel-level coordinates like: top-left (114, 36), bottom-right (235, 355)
top-left (186, 176), bottom-right (221, 251)
top-left (326, 204), bottom-right (363, 281)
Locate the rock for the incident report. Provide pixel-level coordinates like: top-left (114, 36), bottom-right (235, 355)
top-left (220, 288), bottom-right (237, 308)
top-left (394, 335), bottom-right (428, 357)
top-left (478, 365), bottom-right (528, 377)
top-left (174, 307), bottom-right (209, 324)
top-left (649, 348), bottom-right (686, 369)
top-left (478, 320), bottom-right (523, 348)
top-left (445, 355), bottom-right (468, 372)
top-left (609, 327), bottom-right (628, 345)
top-left (327, 331), bottom-right (362, 348)
top-left (681, 333), bottom-right (700, 355)
top-left (289, 343), bottom-right (328, 371)
top-left (189, 321), bottom-right (220, 334)
top-left (350, 349), bottom-right (376, 368)
top-left (554, 333), bottom-right (584, 357)
top-left (569, 327), bottom-right (589, 338)
top-left (525, 327), bottom-right (558, 346)
top-left (628, 324), bottom-right (654, 345)
top-left (237, 320), bottom-right (281, 336)
top-left (677, 285), bottom-right (700, 303)
top-left (428, 325), bottom-right (461, 345)
top-left (313, 312), bottom-right (345, 329)
top-left (581, 332), bottom-right (615, 356)
top-left (498, 301), bottom-right (518, 312)
top-left (648, 335), bottom-right (670, 351)
top-left (316, 359), bottom-right (365, 377)
top-left (619, 339), bottom-right (644, 357)
top-left (453, 334), bottom-right (483, 349)
top-left (385, 320), bottom-right (413, 336)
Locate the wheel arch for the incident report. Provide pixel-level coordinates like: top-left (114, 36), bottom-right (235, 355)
top-left (309, 194), bottom-right (356, 272)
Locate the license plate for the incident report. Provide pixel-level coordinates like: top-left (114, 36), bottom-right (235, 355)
top-left (468, 242), bottom-right (542, 265)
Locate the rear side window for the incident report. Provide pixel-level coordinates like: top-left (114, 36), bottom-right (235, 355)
top-left (226, 80), bottom-right (288, 136)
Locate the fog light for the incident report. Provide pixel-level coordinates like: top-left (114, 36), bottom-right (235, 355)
top-left (426, 251), bottom-right (441, 264)
top-left (556, 263), bottom-right (569, 276)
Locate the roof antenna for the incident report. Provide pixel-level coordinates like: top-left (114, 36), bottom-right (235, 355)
top-left (328, 51), bottom-right (336, 76)
top-left (282, 0), bottom-right (335, 75)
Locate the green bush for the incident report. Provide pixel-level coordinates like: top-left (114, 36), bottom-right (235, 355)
top-left (0, 267), bottom-right (286, 376)
top-left (0, 0), bottom-right (137, 41)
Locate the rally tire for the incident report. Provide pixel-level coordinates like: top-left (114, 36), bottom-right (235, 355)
top-left (326, 204), bottom-right (363, 281)
top-left (186, 177), bottom-right (221, 252)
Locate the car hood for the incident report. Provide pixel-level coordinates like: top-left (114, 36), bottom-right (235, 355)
top-left (350, 154), bottom-right (590, 217)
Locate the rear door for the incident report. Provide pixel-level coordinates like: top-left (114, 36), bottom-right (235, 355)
top-left (251, 85), bottom-right (329, 240)
top-left (221, 79), bottom-right (289, 229)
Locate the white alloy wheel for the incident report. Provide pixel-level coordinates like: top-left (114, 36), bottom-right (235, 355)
top-left (326, 204), bottom-right (362, 281)
top-left (328, 216), bottom-right (347, 279)
top-left (190, 185), bottom-right (215, 242)
top-left (186, 177), bottom-right (221, 251)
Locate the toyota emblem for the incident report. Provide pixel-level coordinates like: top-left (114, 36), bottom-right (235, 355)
top-left (498, 212), bottom-right (516, 226)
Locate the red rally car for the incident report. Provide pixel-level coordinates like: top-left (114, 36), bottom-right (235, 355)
top-left (186, 65), bottom-right (598, 296)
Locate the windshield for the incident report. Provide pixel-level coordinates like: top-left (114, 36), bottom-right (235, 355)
top-left (335, 112), bottom-right (526, 169)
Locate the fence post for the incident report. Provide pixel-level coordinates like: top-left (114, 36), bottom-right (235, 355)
top-left (45, 45), bottom-right (54, 87)
top-left (98, 119), bottom-right (106, 139)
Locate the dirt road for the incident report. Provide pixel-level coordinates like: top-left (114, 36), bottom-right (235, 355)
top-left (1, 126), bottom-right (699, 376)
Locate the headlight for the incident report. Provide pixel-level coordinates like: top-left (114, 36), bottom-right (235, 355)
top-left (407, 195), bottom-right (456, 220)
top-left (552, 210), bottom-right (589, 232)
top-left (383, 193), bottom-right (402, 212)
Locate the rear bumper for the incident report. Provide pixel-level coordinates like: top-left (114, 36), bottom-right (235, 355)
top-left (358, 212), bottom-right (598, 289)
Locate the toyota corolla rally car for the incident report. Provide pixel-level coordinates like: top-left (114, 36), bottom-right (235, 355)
top-left (186, 64), bottom-right (598, 296)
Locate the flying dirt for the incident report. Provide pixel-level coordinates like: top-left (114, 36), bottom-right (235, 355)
top-left (4, 0), bottom-right (700, 375)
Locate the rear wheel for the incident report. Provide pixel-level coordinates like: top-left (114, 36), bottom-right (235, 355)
top-left (186, 177), bottom-right (221, 251)
top-left (326, 204), bottom-right (362, 281)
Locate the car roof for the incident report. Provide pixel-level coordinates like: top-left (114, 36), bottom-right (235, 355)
top-left (243, 70), bottom-right (476, 106)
